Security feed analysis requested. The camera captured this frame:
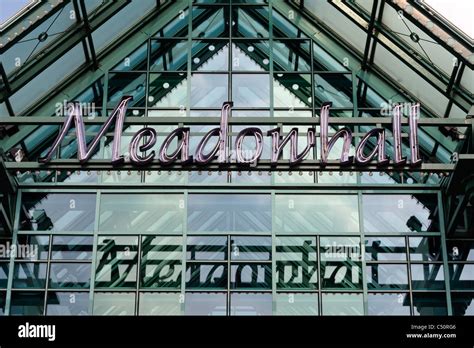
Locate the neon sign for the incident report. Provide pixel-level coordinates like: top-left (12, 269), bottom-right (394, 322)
top-left (39, 96), bottom-right (422, 167)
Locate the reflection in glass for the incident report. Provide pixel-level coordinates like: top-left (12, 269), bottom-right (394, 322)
top-left (192, 6), bottom-right (229, 38)
top-left (188, 194), bottom-right (271, 232)
top-left (363, 194), bottom-right (438, 233)
top-left (20, 194), bottom-right (96, 232)
top-left (366, 264), bottom-right (409, 289)
top-left (107, 72), bottom-right (146, 108)
top-left (411, 264), bottom-right (445, 290)
top-left (49, 263), bottom-right (91, 289)
top-left (365, 237), bottom-right (406, 261)
top-left (192, 40), bottom-right (229, 71)
top-left (0, 263), bottom-right (8, 288)
top-left (230, 237), bottom-right (271, 261)
top-left (276, 237), bottom-right (317, 290)
top-left (10, 291), bottom-right (45, 315)
top-left (273, 40), bottom-right (311, 72)
top-left (186, 263), bottom-right (227, 289)
top-left (46, 292), bottom-right (89, 315)
top-left (447, 240), bottom-right (474, 261)
top-left (412, 293), bottom-right (447, 316)
top-left (12, 263), bottom-right (47, 288)
top-left (95, 237), bottom-right (138, 288)
top-left (139, 293), bottom-right (181, 315)
top-left (0, 292), bottom-right (5, 315)
top-left (275, 293), bottom-right (318, 315)
top-left (99, 194), bottom-right (184, 233)
top-left (275, 195), bottom-right (359, 233)
top-left (187, 236), bottom-right (228, 261)
top-left (149, 72), bottom-right (187, 108)
top-left (274, 73), bottom-right (311, 108)
top-left (15, 235), bottom-right (49, 260)
top-left (93, 292), bottom-right (135, 315)
top-left (232, 74), bottom-right (269, 107)
top-left (409, 237), bottom-right (442, 261)
top-left (150, 39), bottom-right (188, 71)
top-left (314, 73), bottom-right (352, 108)
top-left (185, 292), bottom-right (226, 315)
top-left (141, 236), bottom-right (182, 289)
top-left (449, 264), bottom-right (474, 290)
top-left (230, 264), bottom-right (271, 289)
top-left (112, 43), bottom-right (148, 71)
top-left (230, 293), bottom-right (272, 315)
top-left (451, 293), bottom-right (474, 316)
top-left (232, 7), bottom-right (269, 38)
top-left (190, 73), bottom-right (228, 107)
top-left (368, 293), bottom-right (410, 315)
top-left (322, 293), bottom-right (363, 315)
top-left (232, 41), bottom-right (269, 71)
top-left (51, 236), bottom-right (93, 260)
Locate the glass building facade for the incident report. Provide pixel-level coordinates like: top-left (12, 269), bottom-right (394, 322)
top-left (0, 0), bottom-right (472, 317)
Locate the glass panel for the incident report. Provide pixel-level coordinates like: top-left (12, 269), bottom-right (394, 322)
top-left (274, 73), bottom-right (312, 108)
top-left (273, 40), bottom-right (311, 72)
top-left (107, 72), bottom-right (147, 108)
top-left (187, 236), bottom-right (228, 261)
top-left (321, 293), bottom-right (364, 315)
top-left (230, 293), bottom-right (272, 315)
top-left (99, 194), bottom-right (184, 233)
top-left (93, 292), bottom-right (135, 315)
top-left (186, 263), bottom-right (227, 289)
top-left (275, 293), bottom-right (318, 315)
top-left (192, 6), bottom-right (229, 38)
top-left (192, 40), bottom-right (229, 71)
top-left (232, 7), bottom-right (269, 38)
top-left (49, 263), bottom-right (91, 289)
top-left (141, 236), bottom-right (182, 289)
top-left (276, 237), bottom-right (317, 290)
top-left (275, 195), bottom-right (359, 233)
top-left (95, 236), bottom-right (138, 288)
top-left (447, 240), bottom-right (474, 261)
top-left (190, 73), bottom-right (228, 107)
top-left (16, 235), bottom-right (49, 260)
top-left (232, 74), bottom-right (269, 107)
top-left (148, 72), bottom-right (187, 108)
top-left (232, 40), bottom-right (270, 71)
top-left (112, 43), bottom-right (148, 71)
top-left (366, 264), bottom-right (409, 290)
top-left (150, 39), bottom-right (188, 71)
top-left (314, 73), bottom-right (353, 108)
top-left (365, 237), bottom-right (407, 261)
top-left (230, 264), bottom-right (271, 289)
top-left (411, 264), bottom-right (445, 290)
top-left (409, 237), bottom-right (443, 261)
top-left (412, 293), bottom-right (447, 316)
top-left (320, 237), bottom-right (362, 290)
top-left (12, 263), bottom-right (47, 289)
top-left (451, 293), bottom-right (474, 316)
top-left (51, 236), bottom-right (93, 260)
top-left (139, 293), bottom-right (181, 315)
top-left (449, 264), bottom-right (474, 290)
top-left (0, 263), bottom-right (8, 288)
top-left (10, 291), bottom-right (45, 315)
top-left (0, 292), bottom-right (5, 315)
top-left (46, 292), bottom-right (89, 315)
top-left (230, 237), bottom-right (271, 261)
top-left (187, 194), bottom-right (271, 232)
top-left (185, 292), bottom-right (227, 315)
top-left (20, 194), bottom-right (96, 232)
top-left (368, 293), bottom-right (411, 315)
top-left (363, 194), bottom-right (438, 233)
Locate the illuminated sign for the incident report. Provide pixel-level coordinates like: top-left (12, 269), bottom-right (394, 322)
top-left (39, 97), bottom-right (422, 167)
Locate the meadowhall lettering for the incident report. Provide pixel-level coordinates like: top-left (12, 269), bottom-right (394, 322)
top-left (39, 97), bottom-right (422, 167)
